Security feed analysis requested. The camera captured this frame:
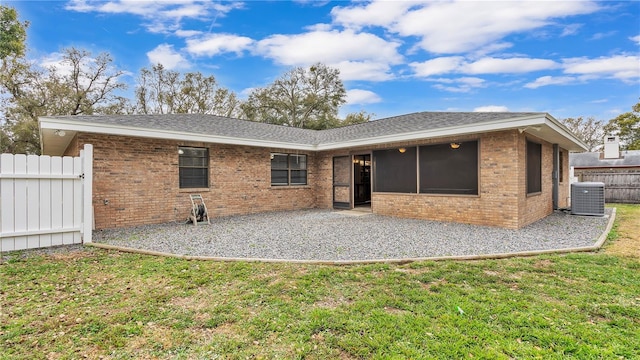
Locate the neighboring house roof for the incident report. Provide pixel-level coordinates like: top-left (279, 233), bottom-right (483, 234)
top-left (570, 150), bottom-right (640, 168)
top-left (39, 111), bottom-right (588, 156)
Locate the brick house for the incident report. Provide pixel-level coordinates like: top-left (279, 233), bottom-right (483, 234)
top-left (39, 112), bottom-right (587, 230)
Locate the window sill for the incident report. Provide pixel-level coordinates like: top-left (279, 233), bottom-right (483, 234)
top-left (526, 191), bottom-right (542, 197)
top-left (419, 193), bottom-right (480, 198)
top-left (372, 192), bottom-right (479, 198)
top-left (270, 185), bottom-right (311, 190)
top-left (179, 188), bottom-right (210, 193)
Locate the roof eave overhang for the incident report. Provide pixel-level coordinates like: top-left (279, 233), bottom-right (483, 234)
top-left (318, 114), bottom-right (589, 152)
top-left (40, 113), bottom-right (589, 155)
top-left (39, 117), bottom-right (316, 155)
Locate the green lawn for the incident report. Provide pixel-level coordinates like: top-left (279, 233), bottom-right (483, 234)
top-left (1, 206), bottom-right (639, 359)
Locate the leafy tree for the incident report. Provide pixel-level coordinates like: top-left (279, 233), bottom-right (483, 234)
top-left (304, 109), bottom-right (374, 130)
top-left (1, 48), bottom-right (127, 154)
top-left (241, 63), bottom-right (368, 129)
top-left (134, 64), bottom-right (240, 117)
top-left (560, 116), bottom-right (605, 152)
top-left (0, 5), bottom-right (28, 59)
top-left (604, 100), bottom-right (640, 150)
top-left (1, 5), bottom-right (29, 152)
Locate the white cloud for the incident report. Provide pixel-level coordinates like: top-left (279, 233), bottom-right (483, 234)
top-left (255, 29), bottom-right (402, 66)
top-left (253, 29), bottom-right (402, 81)
top-left (175, 29), bottom-right (203, 38)
top-left (563, 55), bottom-right (640, 81)
top-left (411, 56), bottom-right (557, 77)
top-left (346, 89), bottom-right (382, 105)
top-left (464, 57), bottom-right (558, 74)
top-left (560, 23), bottom-right (582, 37)
top-left (590, 31), bottom-right (617, 40)
top-left (147, 44), bottom-right (190, 69)
top-left (474, 105), bottom-right (509, 112)
top-left (65, 0), bottom-right (244, 34)
top-left (410, 57), bottom-right (465, 77)
top-left (631, 35), bottom-right (640, 45)
top-left (333, 61), bottom-right (394, 82)
top-left (331, 0), bottom-right (599, 54)
top-left (431, 77), bottom-right (486, 93)
top-left (186, 33), bottom-right (254, 57)
top-left (304, 23), bottom-right (333, 32)
top-left (331, 1), bottom-right (418, 29)
top-left (524, 75), bottom-right (578, 89)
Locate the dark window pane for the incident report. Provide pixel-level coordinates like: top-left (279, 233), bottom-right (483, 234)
top-left (271, 170), bottom-right (289, 185)
top-left (420, 141), bottom-right (478, 195)
top-left (179, 168), bottom-right (208, 188)
top-left (179, 147), bottom-right (209, 188)
top-left (290, 170), bottom-right (307, 185)
top-left (527, 141), bottom-right (542, 194)
top-left (373, 147), bottom-right (417, 193)
top-left (271, 154), bottom-right (288, 169)
top-left (290, 155), bottom-right (307, 170)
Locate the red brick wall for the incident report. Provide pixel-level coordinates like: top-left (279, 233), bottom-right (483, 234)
top-left (517, 134), bottom-right (554, 228)
top-left (70, 129), bottom-right (563, 229)
top-left (73, 134), bottom-right (317, 229)
top-left (363, 131), bottom-right (521, 228)
top-left (313, 131), bottom-right (559, 229)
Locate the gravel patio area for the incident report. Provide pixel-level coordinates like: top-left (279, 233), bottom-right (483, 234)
top-left (92, 208), bottom-right (613, 262)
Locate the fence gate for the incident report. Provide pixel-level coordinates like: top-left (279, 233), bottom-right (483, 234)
top-left (1, 144), bottom-right (93, 252)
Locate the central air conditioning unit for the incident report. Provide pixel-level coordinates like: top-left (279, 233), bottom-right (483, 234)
top-left (571, 182), bottom-right (605, 216)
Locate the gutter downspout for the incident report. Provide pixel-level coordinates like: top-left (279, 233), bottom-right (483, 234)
top-left (552, 144), bottom-right (559, 210)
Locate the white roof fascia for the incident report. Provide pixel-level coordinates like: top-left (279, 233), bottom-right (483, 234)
top-left (39, 117), bottom-right (316, 151)
top-left (543, 114), bottom-right (589, 152)
top-left (316, 114), bottom-right (549, 150)
top-left (40, 113), bottom-right (587, 152)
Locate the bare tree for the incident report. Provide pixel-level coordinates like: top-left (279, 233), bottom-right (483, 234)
top-left (134, 64), bottom-right (240, 117)
top-left (561, 116), bottom-right (605, 152)
top-left (1, 48), bottom-right (127, 154)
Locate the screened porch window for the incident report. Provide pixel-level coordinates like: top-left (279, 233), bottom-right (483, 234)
top-left (372, 147), bottom-right (417, 193)
top-left (271, 153), bottom-right (307, 186)
top-left (419, 141), bottom-right (478, 195)
top-left (527, 140), bottom-right (542, 194)
top-left (179, 147), bottom-right (209, 188)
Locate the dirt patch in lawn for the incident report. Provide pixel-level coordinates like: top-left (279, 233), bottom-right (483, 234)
top-left (605, 205), bottom-right (640, 258)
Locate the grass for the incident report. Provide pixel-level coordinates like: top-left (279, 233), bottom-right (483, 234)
top-left (1, 205), bottom-right (639, 359)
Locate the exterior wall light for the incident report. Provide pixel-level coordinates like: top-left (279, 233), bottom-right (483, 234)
top-left (398, 148), bottom-right (406, 153)
top-left (450, 142), bottom-right (461, 149)
top-left (54, 130), bottom-right (66, 137)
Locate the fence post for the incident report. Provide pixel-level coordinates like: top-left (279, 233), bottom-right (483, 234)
top-left (82, 144), bottom-right (94, 243)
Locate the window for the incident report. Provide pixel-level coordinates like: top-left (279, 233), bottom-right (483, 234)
top-left (526, 140), bottom-right (542, 194)
top-left (179, 147), bottom-right (209, 188)
top-left (419, 141), bottom-right (478, 195)
top-left (372, 147), bottom-right (417, 193)
top-left (271, 153), bottom-right (307, 186)
top-left (559, 150), bottom-right (564, 182)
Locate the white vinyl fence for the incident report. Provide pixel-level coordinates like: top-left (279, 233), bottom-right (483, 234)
top-left (1, 144), bottom-right (93, 252)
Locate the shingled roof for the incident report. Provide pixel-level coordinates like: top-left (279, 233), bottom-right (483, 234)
top-left (39, 111), bottom-right (588, 155)
top-left (570, 150), bottom-right (640, 168)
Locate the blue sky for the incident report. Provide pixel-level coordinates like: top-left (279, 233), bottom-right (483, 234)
top-left (6, 0), bottom-right (640, 121)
